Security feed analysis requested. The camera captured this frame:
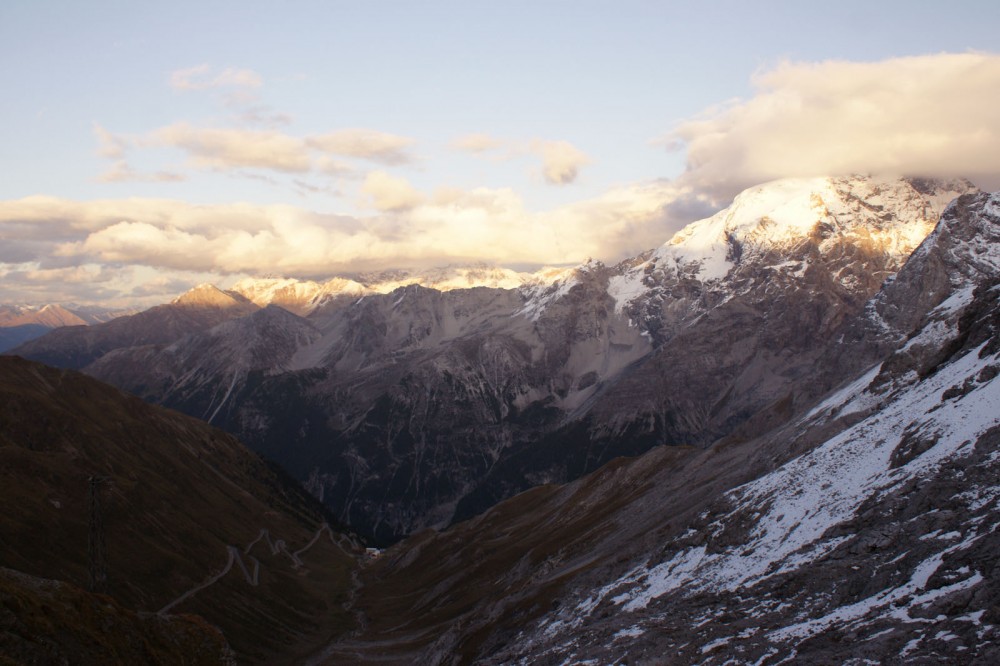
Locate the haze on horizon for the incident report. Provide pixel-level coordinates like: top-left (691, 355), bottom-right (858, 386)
top-left (2, 0), bottom-right (1000, 307)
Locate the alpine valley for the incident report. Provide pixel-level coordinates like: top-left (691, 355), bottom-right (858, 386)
top-left (6, 174), bottom-right (1000, 664)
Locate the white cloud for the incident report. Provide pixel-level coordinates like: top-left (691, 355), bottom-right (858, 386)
top-left (308, 128), bottom-right (416, 165)
top-left (93, 124), bottom-right (128, 159)
top-left (170, 64), bottom-right (263, 91)
top-left (153, 123), bottom-right (312, 172)
top-left (97, 160), bottom-right (186, 184)
top-left (667, 52), bottom-right (1000, 201)
top-left (451, 133), bottom-right (504, 153)
top-left (532, 139), bottom-right (590, 185)
top-left (1, 180), bottom-right (690, 285)
top-left (361, 171), bottom-right (425, 211)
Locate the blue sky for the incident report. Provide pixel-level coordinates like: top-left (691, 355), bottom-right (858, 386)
top-left (2, 0), bottom-right (1000, 305)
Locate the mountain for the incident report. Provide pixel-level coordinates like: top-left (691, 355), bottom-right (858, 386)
top-left (312, 191), bottom-right (1000, 664)
top-left (0, 303), bottom-right (88, 328)
top-left (0, 355), bottom-right (360, 664)
top-left (227, 264), bottom-right (568, 317)
top-left (0, 324), bottom-right (51, 354)
top-left (9, 176), bottom-right (979, 545)
top-left (6, 177), bottom-right (1000, 664)
top-left (0, 303), bottom-right (133, 352)
top-left (9, 284), bottom-right (259, 369)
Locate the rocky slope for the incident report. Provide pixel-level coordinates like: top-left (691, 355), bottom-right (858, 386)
top-left (312, 192), bottom-right (1000, 665)
top-left (10, 176), bottom-right (978, 544)
top-left (0, 303), bottom-right (132, 352)
top-left (0, 356), bottom-right (361, 664)
top-left (10, 285), bottom-right (259, 369)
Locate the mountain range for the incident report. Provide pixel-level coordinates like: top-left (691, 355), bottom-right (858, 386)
top-left (11, 175), bottom-right (981, 543)
top-left (0, 304), bottom-right (132, 353)
top-left (6, 173), bottom-right (1000, 663)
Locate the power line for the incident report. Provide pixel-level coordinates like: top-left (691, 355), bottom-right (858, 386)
top-left (88, 475), bottom-right (111, 593)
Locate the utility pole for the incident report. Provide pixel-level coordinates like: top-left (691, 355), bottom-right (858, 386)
top-left (88, 476), bottom-right (111, 593)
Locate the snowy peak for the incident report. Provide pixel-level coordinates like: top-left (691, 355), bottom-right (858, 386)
top-left (360, 264), bottom-right (543, 292)
top-left (656, 175), bottom-right (977, 282)
top-left (0, 304), bottom-right (88, 328)
top-left (862, 190), bottom-right (1000, 344)
top-left (229, 276), bottom-right (370, 316)
top-left (225, 265), bottom-right (575, 316)
top-left (606, 175), bottom-right (978, 316)
top-left (171, 283), bottom-right (256, 310)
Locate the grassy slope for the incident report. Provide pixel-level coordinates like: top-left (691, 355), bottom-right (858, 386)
top-left (0, 356), bottom-right (360, 664)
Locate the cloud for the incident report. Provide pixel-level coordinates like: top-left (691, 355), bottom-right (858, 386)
top-left (451, 133), bottom-right (503, 154)
top-left (97, 160), bottom-right (186, 183)
top-left (93, 124), bottom-right (128, 159)
top-left (666, 52), bottom-right (1000, 201)
top-left (236, 104), bottom-right (293, 128)
top-left (153, 123), bottom-right (312, 172)
top-left (307, 129), bottom-right (415, 165)
top-left (21, 265), bottom-right (116, 284)
top-left (1, 180), bottom-right (693, 287)
top-left (532, 139), bottom-right (590, 185)
top-left (361, 171), bottom-right (425, 211)
top-left (170, 64), bottom-right (263, 90)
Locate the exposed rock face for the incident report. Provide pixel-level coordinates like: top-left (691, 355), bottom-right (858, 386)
top-left (10, 176), bottom-right (980, 544)
top-left (314, 207), bottom-right (1000, 665)
top-left (485, 276), bottom-right (1000, 666)
top-left (0, 303), bottom-right (132, 351)
top-left (0, 303), bottom-right (88, 328)
top-left (10, 285), bottom-right (259, 369)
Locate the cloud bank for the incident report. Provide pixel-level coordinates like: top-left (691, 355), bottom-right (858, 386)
top-left (668, 52), bottom-right (1000, 200)
top-left (9, 52), bottom-right (1000, 305)
top-left (0, 181), bottom-right (694, 293)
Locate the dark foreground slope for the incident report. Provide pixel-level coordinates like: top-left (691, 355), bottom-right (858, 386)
top-left (0, 566), bottom-right (228, 665)
top-left (0, 355), bottom-right (360, 664)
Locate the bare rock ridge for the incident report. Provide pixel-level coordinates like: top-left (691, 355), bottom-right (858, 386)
top-left (8, 175), bottom-right (981, 545)
top-left (0, 303), bottom-right (131, 352)
top-left (313, 191), bottom-right (1000, 664)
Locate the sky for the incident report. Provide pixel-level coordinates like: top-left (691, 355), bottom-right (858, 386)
top-left (2, 0), bottom-right (1000, 306)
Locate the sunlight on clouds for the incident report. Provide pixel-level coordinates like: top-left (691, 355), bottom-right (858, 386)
top-left (451, 133), bottom-right (504, 153)
top-left (97, 161), bottom-right (186, 184)
top-left (361, 171), bottom-right (425, 211)
top-left (668, 52), bottom-right (1000, 200)
top-left (23, 265), bottom-right (114, 284)
top-left (307, 129), bottom-right (415, 165)
top-left (93, 124), bottom-right (128, 159)
top-left (153, 123), bottom-right (312, 172)
top-left (533, 139), bottom-right (590, 185)
top-left (170, 64), bottom-right (263, 90)
top-left (8, 179), bottom-right (693, 285)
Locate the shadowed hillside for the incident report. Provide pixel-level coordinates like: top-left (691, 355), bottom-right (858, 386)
top-left (0, 355), bottom-right (362, 664)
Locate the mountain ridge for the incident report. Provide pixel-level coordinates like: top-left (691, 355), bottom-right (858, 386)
top-left (9, 175), bottom-right (983, 544)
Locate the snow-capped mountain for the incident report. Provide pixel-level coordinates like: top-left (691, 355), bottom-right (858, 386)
top-left (315, 191), bottom-right (1000, 666)
top-left (0, 303), bottom-right (133, 352)
top-left (0, 303), bottom-right (88, 328)
top-left (484, 250), bottom-right (1000, 665)
top-left (11, 175), bottom-right (985, 545)
top-left (9, 286), bottom-right (259, 369)
top-left (226, 264), bottom-right (571, 317)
